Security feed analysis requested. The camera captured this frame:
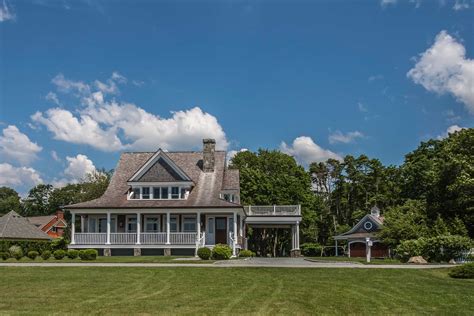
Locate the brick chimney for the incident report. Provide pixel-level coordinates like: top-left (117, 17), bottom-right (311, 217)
top-left (203, 139), bottom-right (216, 172)
top-left (56, 210), bottom-right (64, 220)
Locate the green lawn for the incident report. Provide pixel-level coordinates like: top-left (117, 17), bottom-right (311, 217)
top-left (0, 267), bottom-right (472, 315)
top-left (1, 256), bottom-right (215, 264)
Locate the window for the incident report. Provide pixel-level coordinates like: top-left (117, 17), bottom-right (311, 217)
top-left (145, 217), bottom-right (160, 232)
top-left (51, 227), bottom-right (57, 233)
top-left (180, 188), bottom-right (187, 199)
top-left (153, 187), bottom-right (161, 199)
top-left (208, 218), bottom-right (214, 234)
top-left (182, 216), bottom-right (196, 232)
top-left (229, 217), bottom-right (234, 233)
top-left (142, 187), bottom-right (150, 199)
top-left (99, 218), bottom-right (107, 233)
top-left (170, 215), bottom-right (178, 232)
top-left (88, 218), bottom-right (97, 233)
top-left (131, 188), bottom-right (140, 199)
top-left (171, 187), bottom-right (180, 199)
top-left (127, 217), bottom-right (137, 233)
top-left (162, 187), bottom-right (169, 199)
top-left (223, 193), bottom-right (235, 203)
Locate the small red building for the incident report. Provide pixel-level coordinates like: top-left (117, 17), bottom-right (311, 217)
top-left (334, 206), bottom-right (390, 258)
top-left (27, 210), bottom-right (68, 238)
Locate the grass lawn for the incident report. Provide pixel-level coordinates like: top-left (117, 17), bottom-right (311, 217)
top-left (0, 267), bottom-right (472, 315)
top-left (1, 256), bottom-right (215, 264)
top-left (306, 256), bottom-right (403, 265)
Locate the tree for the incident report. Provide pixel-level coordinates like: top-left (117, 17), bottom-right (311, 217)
top-left (21, 184), bottom-right (54, 216)
top-left (0, 187), bottom-right (21, 215)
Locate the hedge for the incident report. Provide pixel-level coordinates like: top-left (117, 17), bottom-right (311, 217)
top-left (27, 251), bottom-right (39, 260)
top-left (9, 246), bottom-right (23, 260)
top-left (396, 235), bottom-right (472, 262)
top-left (41, 250), bottom-right (51, 260)
top-left (79, 249), bottom-right (98, 261)
top-left (301, 243), bottom-right (323, 257)
top-left (67, 249), bottom-right (79, 259)
top-left (239, 250), bottom-right (256, 258)
top-left (449, 263), bottom-right (474, 279)
top-left (53, 250), bottom-right (66, 260)
top-left (0, 240), bottom-right (51, 255)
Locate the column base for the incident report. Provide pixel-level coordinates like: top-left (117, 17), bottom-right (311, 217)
top-left (164, 248), bottom-right (171, 256)
top-left (290, 249), bottom-right (301, 258)
top-left (133, 248), bottom-right (141, 256)
top-left (104, 248), bottom-right (112, 257)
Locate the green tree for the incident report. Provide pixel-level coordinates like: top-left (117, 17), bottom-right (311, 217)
top-left (21, 184), bottom-right (54, 216)
top-left (0, 187), bottom-right (21, 215)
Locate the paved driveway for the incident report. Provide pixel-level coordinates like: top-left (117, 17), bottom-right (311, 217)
top-left (0, 258), bottom-right (453, 268)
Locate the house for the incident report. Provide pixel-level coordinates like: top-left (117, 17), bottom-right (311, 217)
top-left (0, 211), bottom-right (52, 241)
top-left (65, 139), bottom-right (302, 257)
top-left (27, 210), bottom-right (68, 238)
top-left (334, 206), bottom-right (389, 258)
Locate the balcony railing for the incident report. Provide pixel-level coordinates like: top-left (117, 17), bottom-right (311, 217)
top-left (111, 233), bottom-right (137, 244)
top-left (75, 233), bottom-right (106, 244)
top-left (141, 233), bottom-right (167, 244)
top-left (170, 232), bottom-right (196, 244)
top-left (244, 205), bottom-right (301, 216)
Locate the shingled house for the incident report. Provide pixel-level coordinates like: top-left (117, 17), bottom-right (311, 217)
top-left (65, 139), bottom-right (302, 256)
top-left (28, 210), bottom-right (67, 238)
top-left (0, 211), bottom-right (52, 241)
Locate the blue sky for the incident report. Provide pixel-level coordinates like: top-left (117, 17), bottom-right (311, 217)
top-left (0, 0), bottom-right (473, 194)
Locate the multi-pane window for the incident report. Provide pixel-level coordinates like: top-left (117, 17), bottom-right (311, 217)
top-left (142, 187), bottom-right (150, 199)
top-left (170, 216), bottom-right (178, 232)
top-left (129, 186), bottom-right (190, 200)
top-left (127, 217), bottom-right (137, 233)
top-left (171, 187), bottom-right (180, 199)
top-left (182, 216), bottom-right (196, 232)
top-left (132, 188), bottom-right (140, 199)
top-left (161, 187), bottom-right (169, 199)
top-left (145, 217), bottom-right (160, 232)
top-left (153, 187), bottom-right (161, 199)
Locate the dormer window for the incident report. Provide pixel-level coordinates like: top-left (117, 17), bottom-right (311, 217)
top-left (128, 185), bottom-right (190, 200)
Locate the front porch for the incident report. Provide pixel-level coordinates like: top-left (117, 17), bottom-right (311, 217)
top-left (69, 210), bottom-right (245, 256)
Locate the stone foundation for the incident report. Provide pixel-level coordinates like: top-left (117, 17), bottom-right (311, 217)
top-left (290, 249), bottom-right (301, 258)
top-left (104, 248), bottom-right (111, 257)
top-left (133, 248), bottom-right (141, 256)
top-left (164, 248), bottom-right (171, 256)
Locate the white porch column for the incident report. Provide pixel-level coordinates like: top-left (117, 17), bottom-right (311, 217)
top-left (106, 212), bottom-right (111, 245)
top-left (239, 214), bottom-right (243, 239)
top-left (71, 212), bottom-right (76, 245)
top-left (366, 237), bottom-right (372, 263)
top-left (291, 225), bottom-right (295, 250)
top-left (195, 212), bottom-right (201, 257)
top-left (166, 212), bottom-right (170, 244)
top-left (232, 211), bottom-right (237, 257)
top-left (295, 221), bottom-right (300, 250)
top-left (136, 213), bottom-right (141, 244)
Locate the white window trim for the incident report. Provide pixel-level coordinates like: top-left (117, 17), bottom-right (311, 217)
top-left (87, 215), bottom-right (118, 233)
top-left (127, 186), bottom-right (190, 200)
top-left (144, 215), bottom-right (161, 233)
top-left (181, 215), bottom-right (197, 232)
top-left (126, 215), bottom-right (138, 233)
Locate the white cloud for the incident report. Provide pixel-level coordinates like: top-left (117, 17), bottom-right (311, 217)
top-left (280, 136), bottom-right (342, 166)
top-left (51, 150), bottom-right (60, 162)
top-left (381, 0), bottom-right (397, 7)
top-left (31, 108), bottom-right (124, 151)
top-left (45, 92), bottom-right (60, 105)
top-left (0, 163), bottom-right (43, 188)
top-left (358, 102), bottom-right (368, 112)
top-left (368, 74), bottom-right (384, 82)
top-left (64, 154), bottom-right (96, 181)
top-left (33, 73), bottom-right (230, 152)
top-left (328, 130), bottom-right (364, 144)
top-left (437, 124), bottom-right (466, 139)
top-left (0, 125), bottom-right (42, 165)
top-left (453, 0), bottom-right (470, 10)
top-left (407, 30), bottom-right (474, 114)
top-left (0, 0), bottom-right (15, 22)
top-left (227, 148), bottom-right (248, 164)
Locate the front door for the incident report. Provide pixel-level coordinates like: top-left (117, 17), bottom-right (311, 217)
top-left (215, 217), bottom-right (227, 244)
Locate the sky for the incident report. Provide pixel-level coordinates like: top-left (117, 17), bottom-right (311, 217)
top-left (0, 0), bottom-right (473, 194)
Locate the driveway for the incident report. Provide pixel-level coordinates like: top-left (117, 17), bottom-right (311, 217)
top-left (0, 258), bottom-right (453, 269)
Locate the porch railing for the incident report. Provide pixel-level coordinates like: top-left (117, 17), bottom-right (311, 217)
top-left (110, 233), bottom-right (137, 244)
top-left (75, 233), bottom-right (106, 244)
top-left (141, 233), bottom-right (167, 245)
top-left (170, 232), bottom-right (196, 244)
top-left (244, 205), bottom-right (301, 216)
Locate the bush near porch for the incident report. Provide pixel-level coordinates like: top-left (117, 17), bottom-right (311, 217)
top-left (211, 244), bottom-right (232, 260)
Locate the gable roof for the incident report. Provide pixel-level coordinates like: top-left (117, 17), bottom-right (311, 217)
top-left (128, 150), bottom-right (192, 183)
top-left (334, 214), bottom-right (384, 240)
top-left (27, 215), bottom-right (56, 229)
top-left (66, 150), bottom-right (241, 209)
top-left (0, 211), bottom-right (52, 240)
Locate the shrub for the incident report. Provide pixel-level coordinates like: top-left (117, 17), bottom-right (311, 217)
top-left (41, 250), bottom-right (51, 260)
top-left (301, 243), bottom-right (323, 257)
top-left (396, 235), bottom-right (472, 262)
top-left (197, 247), bottom-right (212, 260)
top-left (0, 240), bottom-right (51, 255)
top-left (0, 251), bottom-right (10, 260)
top-left (79, 249), bottom-right (98, 261)
top-left (53, 249), bottom-right (66, 260)
top-left (67, 249), bottom-right (79, 259)
top-left (239, 249), bottom-right (255, 258)
top-left (9, 246), bottom-right (23, 260)
top-left (27, 251), bottom-right (39, 260)
top-left (449, 263), bottom-right (474, 279)
top-left (211, 244), bottom-right (232, 260)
